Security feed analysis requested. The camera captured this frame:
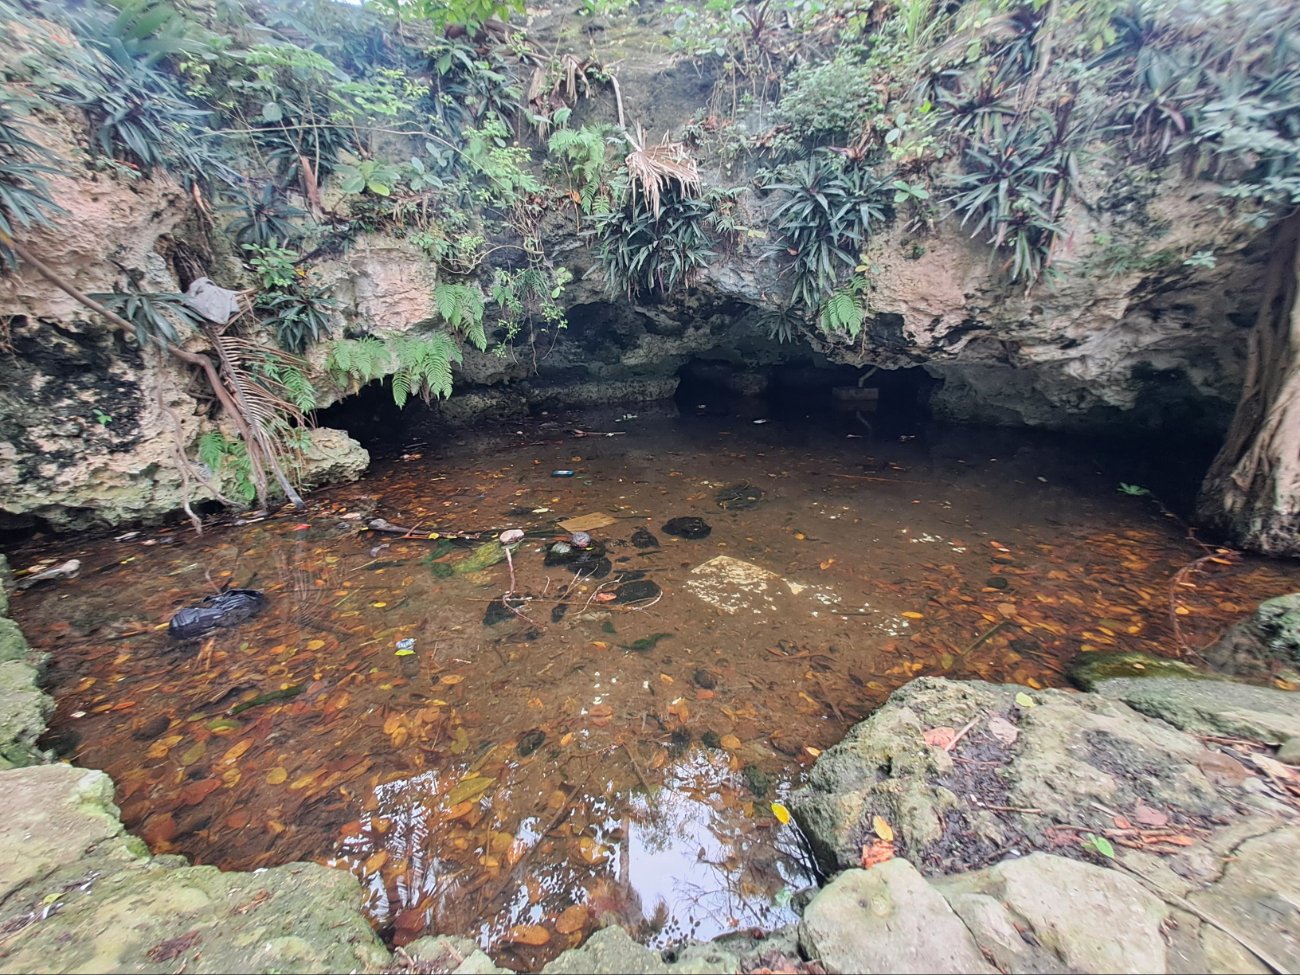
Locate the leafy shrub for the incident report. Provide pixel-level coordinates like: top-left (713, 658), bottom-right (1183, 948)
top-left (765, 152), bottom-right (890, 309)
top-left (255, 285), bottom-right (335, 354)
top-left (771, 49), bottom-right (881, 152)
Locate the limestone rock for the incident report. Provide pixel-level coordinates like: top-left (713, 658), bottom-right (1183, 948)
top-left (938, 853), bottom-right (1172, 974)
top-left (402, 934), bottom-right (510, 974)
top-left (0, 659), bottom-right (51, 768)
top-left (1201, 594), bottom-right (1300, 679)
top-left (540, 925), bottom-right (731, 974)
top-left (798, 860), bottom-right (994, 974)
top-left (0, 764), bottom-right (388, 973)
top-left (1094, 676), bottom-right (1300, 743)
top-left (1189, 826), bottom-right (1300, 973)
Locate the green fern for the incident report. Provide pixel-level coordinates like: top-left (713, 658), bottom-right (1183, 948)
top-left (548, 124), bottom-right (607, 214)
top-left (390, 332), bottom-right (463, 407)
top-left (197, 430), bottom-right (229, 471)
top-left (433, 282), bottom-right (487, 351)
top-left (326, 335), bottom-right (389, 390)
top-left (819, 286), bottom-right (867, 338)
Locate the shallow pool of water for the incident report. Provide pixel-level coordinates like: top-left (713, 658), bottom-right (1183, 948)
top-left (10, 403), bottom-right (1299, 969)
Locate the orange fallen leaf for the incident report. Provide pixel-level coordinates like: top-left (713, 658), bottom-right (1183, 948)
top-left (860, 839), bottom-right (895, 869)
top-left (593, 591), bottom-right (617, 603)
top-left (588, 704), bottom-right (614, 727)
top-left (506, 924), bottom-right (551, 947)
top-left (555, 904), bottom-right (588, 935)
top-left (720, 734), bottom-right (742, 750)
top-left (901, 611), bottom-right (924, 620)
top-left (819, 558), bottom-right (836, 570)
top-left (923, 727), bottom-right (957, 749)
top-left (440, 674), bottom-right (465, 685)
top-left (266, 767), bottom-right (288, 785)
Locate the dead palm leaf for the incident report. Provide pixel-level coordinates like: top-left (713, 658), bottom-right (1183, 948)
top-left (624, 123), bottom-right (701, 219)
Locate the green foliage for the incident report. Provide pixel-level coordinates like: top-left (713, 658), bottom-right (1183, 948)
top-left (337, 158), bottom-right (402, 197)
top-left (325, 330), bottom-right (465, 407)
top-left (548, 125), bottom-right (609, 214)
top-left (0, 96), bottom-right (65, 269)
top-left (946, 107), bottom-right (1079, 286)
top-left (41, 4), bottom-right (232, 189)
top-left (765, 152), bottom-right (890, 309)
top-left (390, 332), bottom-right (463, 406)
top-left (197, 430), bottom-right (256, 503)
top-left (365, 0), bottom-right (524, 32)
top-left (818, 282), bottom-right (868, 339)
top-left (243, 243), bottom-right (300, 289)
top-left (256, 285), bottom-right (335, 354)
top-left (326, 335), bottom-right (390, 388)
top-left (224, 184), bottom-right (307, 249)
top-left (595, 182), bottom-right (714, 300)
top-left (1118, 482), bottom-right (1152, 497)
top-left (251, 353), bottom-right (318, 414)
top-left (89, 290), bottom-right (205, 350)
top-left (434, 281), bottom-right (488, 350)
top-left (490, 264), bottom-right (571, 350)
top-left (771, 48), bottom-right (881, 152)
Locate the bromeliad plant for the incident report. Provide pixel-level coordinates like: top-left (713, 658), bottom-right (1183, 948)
top-left (764, 151), bottom-right (890, 310)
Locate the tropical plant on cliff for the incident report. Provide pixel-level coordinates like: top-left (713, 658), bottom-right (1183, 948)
top-left (0, 96), bottom-right (64, 270)
top-left (764, 152), bottom-right (890, 310)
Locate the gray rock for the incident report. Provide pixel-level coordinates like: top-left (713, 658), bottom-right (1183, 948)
top-left (798, 860), bottom-right (994, 974)
top-left (1068, 650), bottom-right (1205, 690)
top-left (0, 764), bottom-right (388, 973)
top-left (1202, 593), bottom-right (1300, 678)
top-left (541, 925), bottom-right (731, 974)
top-left (938, 853), bottom-right (1172, 974)
top-left (403, 934), bottom-right (510, 974)
top-left (0, 658), bottom-right (52, 768)
top-left (1278, 737), bottom-right (1300, 765)
top-left (1190, 826), bottom-right (1300, 973)
top-left (1094, 677), bottom-right (1300, 743)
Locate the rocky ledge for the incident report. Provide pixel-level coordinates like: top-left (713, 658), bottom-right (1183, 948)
top-left (2, 557), bottom-right (1298, 973)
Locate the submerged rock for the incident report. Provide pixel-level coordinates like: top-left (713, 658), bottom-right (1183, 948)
top-left (663, 516), bottom-right (712, 539)
top-left (168, 589), bottom-right (267, 641)
top-left (631, 527), bottom-right (660, 548)
top-left (1068, 650), bottom-right (1204, 690)
top-left (1202, 593), bottom-right (1300, 679)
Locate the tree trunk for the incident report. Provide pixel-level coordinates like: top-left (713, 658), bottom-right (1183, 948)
top-left (1196, 211), bottom-right (1300, 555)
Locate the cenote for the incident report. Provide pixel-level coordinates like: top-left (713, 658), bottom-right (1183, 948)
top-left (4, 0), bottom-right (1300, 970)
top-left (10, 391), bottom-right (1300, 969)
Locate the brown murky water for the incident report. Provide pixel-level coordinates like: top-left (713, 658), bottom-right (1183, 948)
top-left (9, 403), bottom-right (1300, 969)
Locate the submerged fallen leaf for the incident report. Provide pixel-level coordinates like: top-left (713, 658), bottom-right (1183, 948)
top-left (506, 924), bottom-right (550, 947)
top-left (720, 734), bottom-right (742, 751)
top-left (901, 611), bottom-right (924, 620)
top-left (266, 767), bottom-right (288, 785)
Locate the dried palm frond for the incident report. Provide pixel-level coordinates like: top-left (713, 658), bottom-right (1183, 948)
top-left (207, 326), bottom-right (307, 508)
top-left (624, 123), bottom-right (701, 219)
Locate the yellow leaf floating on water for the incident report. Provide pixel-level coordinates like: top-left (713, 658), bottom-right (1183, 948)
top-left (902, 611), bottom-right (924, 620)
top-left (873, 815), bottom-right (895, 842)
top-left (1015, 691), bottom-right (1037, 708)
top-left (372, 601), bottom-right (387, 608)
top-left (771, 801), bottom-right (791, 825)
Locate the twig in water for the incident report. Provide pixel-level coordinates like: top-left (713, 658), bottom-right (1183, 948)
top-left (960, 620), bottom-right (1011, 656)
